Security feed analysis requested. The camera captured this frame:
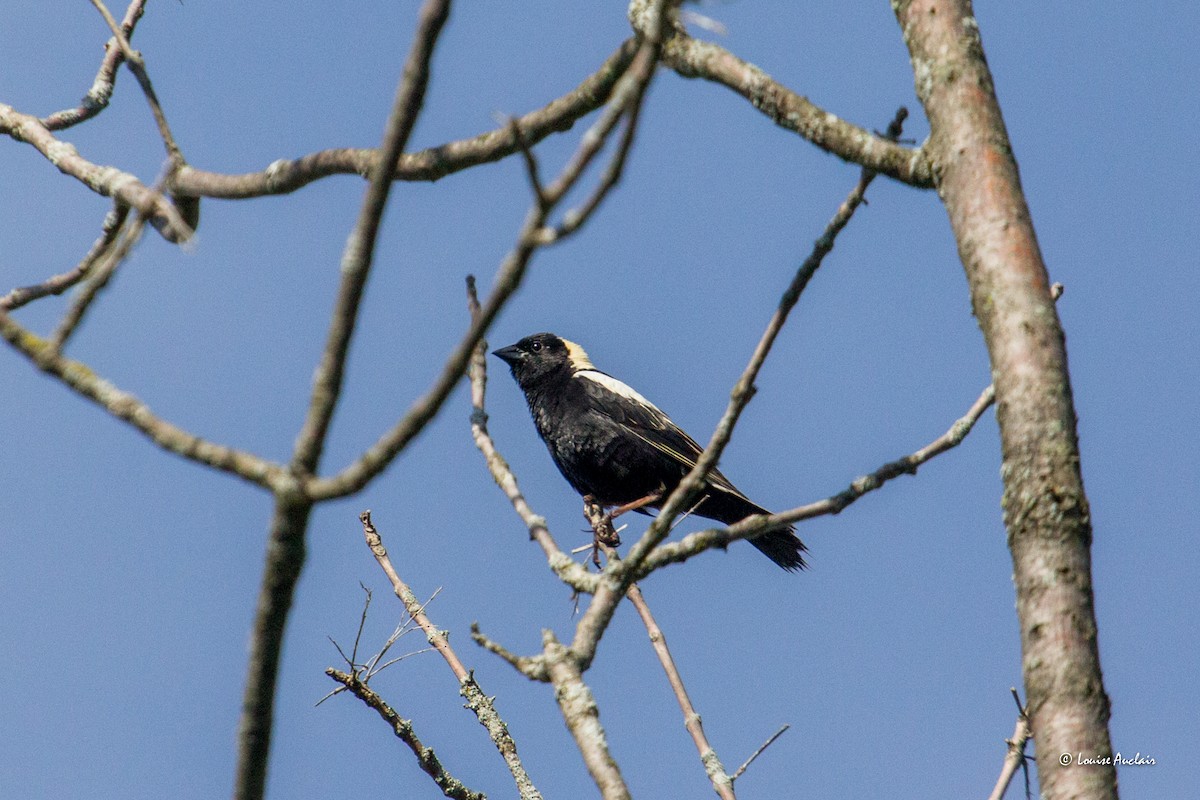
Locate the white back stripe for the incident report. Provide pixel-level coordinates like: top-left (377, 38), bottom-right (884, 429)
top-left (576, 369), bottom-right (662, 412)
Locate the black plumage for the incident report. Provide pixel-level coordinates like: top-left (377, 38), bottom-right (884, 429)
top-left (493, 332), bottom-right (807, 571)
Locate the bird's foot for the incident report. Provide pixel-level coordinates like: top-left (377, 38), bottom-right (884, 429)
top-left (582, 496), bottom-right (621, 570)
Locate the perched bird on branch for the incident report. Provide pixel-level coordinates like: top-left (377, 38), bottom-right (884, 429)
top-left (493, 332), bottom-right (807, 571)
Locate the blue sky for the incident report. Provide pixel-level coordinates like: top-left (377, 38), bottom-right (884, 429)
top-left (2, 2), bottom-right (1196, 798)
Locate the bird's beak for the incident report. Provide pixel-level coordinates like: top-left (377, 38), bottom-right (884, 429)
top-left (492, 344), bottom-right (523, 365)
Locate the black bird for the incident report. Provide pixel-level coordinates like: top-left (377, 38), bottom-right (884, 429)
top-left (492, 332), bottom-right (807, 571)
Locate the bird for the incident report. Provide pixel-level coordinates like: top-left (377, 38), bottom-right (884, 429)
top-left (492, 332), bottom-right (807, 571)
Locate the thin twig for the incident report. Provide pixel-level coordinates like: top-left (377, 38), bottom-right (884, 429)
top-left (986, 690), bottom-right (1034, 800)
top-left (545, 94), bottom-right (643, 241)
top-left (465, 276), bottom-right (598, 593)
top-left (731, 725), bottom-right (790, 781)
top-left (360, 511), bottom-right (467, 678)
top-left (42, 0), bottom-right (147, 131)
top-left (49, 213), bottom-right (146, 351)
top-left (470, 623), bottom-right (549, 681)
top-left (89, 0), bottom-right (183, 164)
top-left (507, 117), bottom-right (549, 209)
top-left (359, 512), bottom-right (543, 800)
top-left (325, 669), bottom-right (486, 800)
top-left (351, 583), bottom-right (373, 668)
top-left (626, 582), bottom-right (734, 798)
top-left (1, 202), bottom-right (129, 312)
top-left (366, 590), bottom-right (439, 676)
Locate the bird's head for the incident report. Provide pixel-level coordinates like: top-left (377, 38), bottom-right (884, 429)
top-left (493, 332), bottom-right (593, 390)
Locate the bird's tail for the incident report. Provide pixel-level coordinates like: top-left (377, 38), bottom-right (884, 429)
top-left (747, 526), bottom-right (808, 572)
top-left (695, 491), bottom-right (808, 572)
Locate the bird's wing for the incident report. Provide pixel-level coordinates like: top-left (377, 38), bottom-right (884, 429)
top-left (575, 370), bottom-right (746, 498)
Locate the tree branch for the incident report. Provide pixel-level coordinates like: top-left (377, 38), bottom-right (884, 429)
top-left (291, 0), bottom-right (451, 476)
top-left (41, 0), bottom-right (147, 131)
top-left (0, 102), bottom-right (192, 242)
top-left (0, 311), bottom-right (284, 489)
top-left (638, 378), bottom-right (996, 572)
top-left (1, 201), bottom-right (129, 312)
top-left (235, 491), bottom-right (310, 800)
top-left (543, 631), bottom-right (632, 800)
top-left (169, 39), bottom-right (640, 200)
top-left (581, 513), bottom-right (737, 800)
top-left (987, 690), bottom-right (1033, 800)
top-left (88, 0), bottom-right (184, 164)
top-left (49, 212), bottom-right (145, 351)
top-left (644, 25), bottom-right (932, 187)
top-left (325, 668), bottom-right (486, 800)
top-left (359, 512), bottom-right (543, 800)
top-left (731, 725), bottom-right (790, 782)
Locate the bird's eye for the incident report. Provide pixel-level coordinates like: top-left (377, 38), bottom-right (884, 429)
top-left (530, 341), bottom-right (543, 352)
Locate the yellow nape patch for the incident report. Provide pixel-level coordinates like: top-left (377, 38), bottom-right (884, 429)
top-left (562, 338), bottom-right (595, 370)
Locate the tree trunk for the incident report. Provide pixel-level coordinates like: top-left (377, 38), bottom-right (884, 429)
top-left (891, 2), bottom-right (1118, 798)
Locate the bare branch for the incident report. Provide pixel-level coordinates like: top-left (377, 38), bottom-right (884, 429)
top-left (542, 97), bottom-right (640, 242)
top-left (0, 103), bottom-right (192, 242)
top-left (325, 669), bottom-right (486, 800)
top-left (987, 690), bottom-right (1033, 800)
top-left (653, 31), bottom-right (932, 187)
top-left (41, 0), bottom-right (147, 131)
top-left (584, 517), bottom-right (736, 800)
top-left (731, 725), bottom-right (790, 782)
top-left (234, 6), bottom-right (453, 797)
top-left (638, 378), bottom-right (996, 572)
top-left (543, 631), bottom-right (632, 800)
top-left (1, 202), bottom-right (129, 312)
top-left (291, 0), bottom-right (452, 476)
top-left (49, 212), bottom-right (145, 351)
top-left (170, 39), bottom-right (640, 200)
top-left (625, 582), bottom-right (735, 798)
top-left (469, 622), bottom-right (549, 682)
top-left (235, 492), bottom-right (310, 800)
top-left (507, 117), bottom-right (549, 209)
top-left (0, 311), bottom-right (284, 489)
top-left (359, 512), bottom-right (543, 800)
top-left (88, 0), bottom-right (183, 164)
top-left (360, 511), bottom-right (468, 679)
top-left (465, 276), bottom-right (599, 593)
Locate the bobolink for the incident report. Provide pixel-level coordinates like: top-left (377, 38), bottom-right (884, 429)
top-left (493, 332), bottom-right (807, 571)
